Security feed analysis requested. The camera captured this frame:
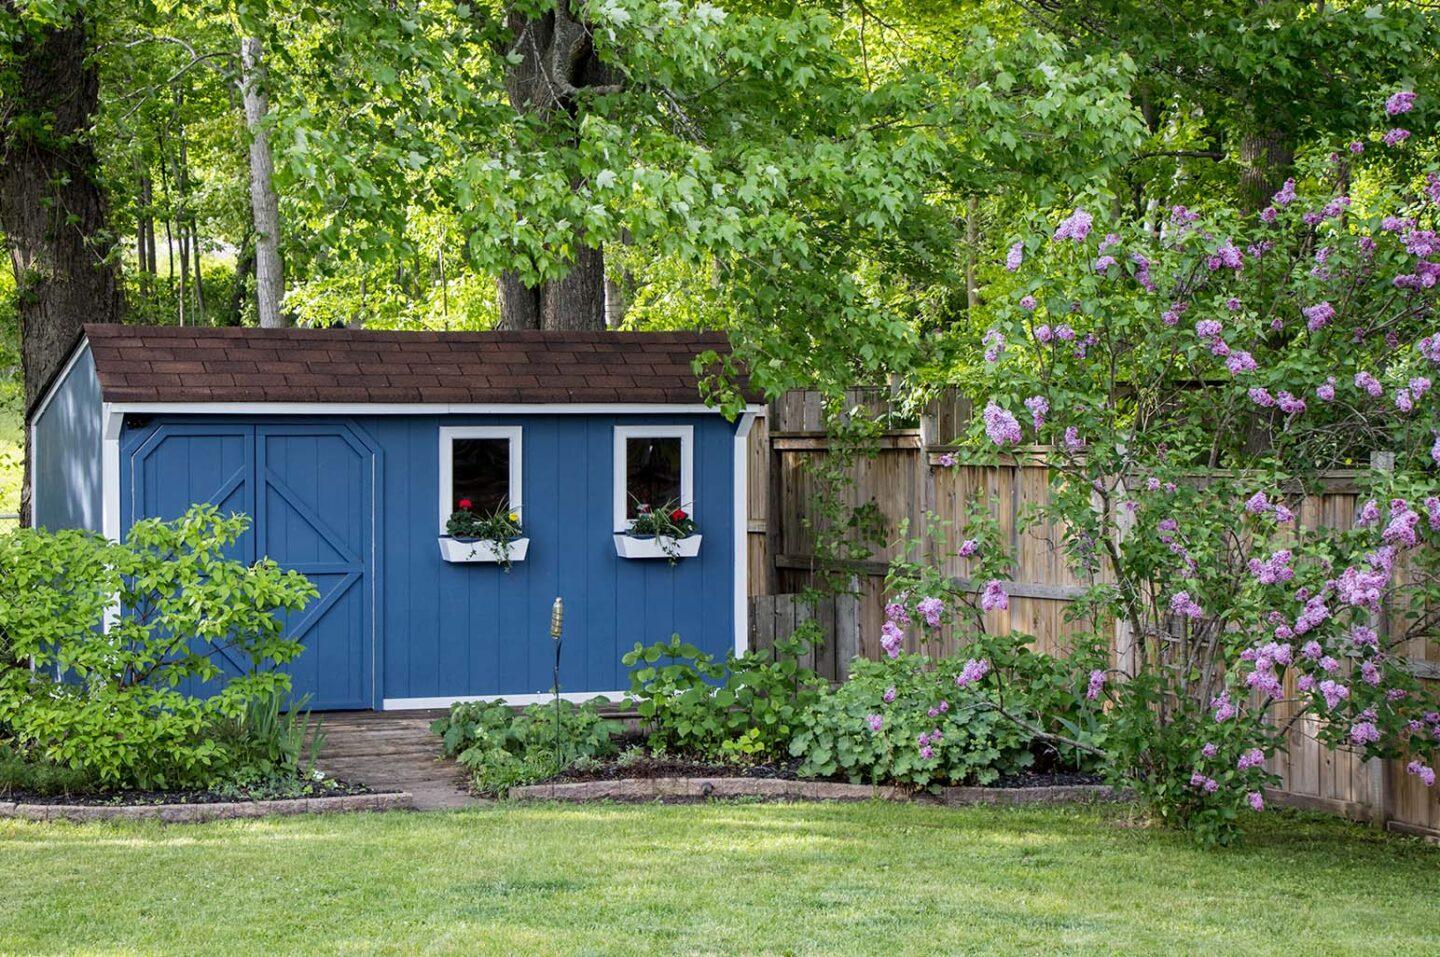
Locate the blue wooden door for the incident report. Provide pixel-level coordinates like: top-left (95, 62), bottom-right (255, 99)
top-left (125, 421), bottom-right (376, 710)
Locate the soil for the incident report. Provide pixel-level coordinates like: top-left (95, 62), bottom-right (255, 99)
top-left (546, 736), bottom-right (1103, 790)
top-left (0, 778), bottom-right (375, 807)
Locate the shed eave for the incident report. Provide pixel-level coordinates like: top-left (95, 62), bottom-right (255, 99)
top-left (104, 400), bottom-right (768, 417)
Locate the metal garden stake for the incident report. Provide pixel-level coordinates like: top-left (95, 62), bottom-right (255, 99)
top-left (550, 596), bottom-right (564, 765)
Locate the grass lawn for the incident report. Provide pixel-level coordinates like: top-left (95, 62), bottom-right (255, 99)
top-left (1, 803), bottom-right (1436, 956)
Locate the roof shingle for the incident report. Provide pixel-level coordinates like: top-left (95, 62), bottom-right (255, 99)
top-left (79, 324), bottom-right (755, 407)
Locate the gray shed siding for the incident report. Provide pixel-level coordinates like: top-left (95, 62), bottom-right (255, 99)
top-left (33, 344), bottom-right (104, 532)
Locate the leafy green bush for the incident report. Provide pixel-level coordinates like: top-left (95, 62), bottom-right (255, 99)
top-left (0, 744), bottom-right (96, 797)
top-left (431, 698), bottom-right (621, 795)
top-left (622, 631), bottom-right (826, 762)
top-left (790, 654), bottom-right (1037, 789)
top-left (0, 507), bottom-right (318, 789)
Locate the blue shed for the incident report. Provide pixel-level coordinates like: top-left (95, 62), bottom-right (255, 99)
top-left (28, 325), bottom-right (763, 711)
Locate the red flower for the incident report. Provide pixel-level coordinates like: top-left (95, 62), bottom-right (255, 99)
top-left (457, 498), bottom-right (473, 510)
top-left (670, 508), bottom-right (687, 522)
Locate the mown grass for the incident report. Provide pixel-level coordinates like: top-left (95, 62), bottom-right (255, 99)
top-left (0, 802), bottom-right (1436, 956)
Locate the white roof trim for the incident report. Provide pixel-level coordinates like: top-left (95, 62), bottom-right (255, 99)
top-left (108, 401), bottom-right (767, 417)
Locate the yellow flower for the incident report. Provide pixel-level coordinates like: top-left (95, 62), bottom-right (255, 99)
top-left (507, 512), bottom-right (519, 523)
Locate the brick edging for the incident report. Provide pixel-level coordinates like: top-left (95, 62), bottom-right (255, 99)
top-left (0, 790), bottom-right (414, 823)
top-left (507, 777), bottom-right (1129, 805)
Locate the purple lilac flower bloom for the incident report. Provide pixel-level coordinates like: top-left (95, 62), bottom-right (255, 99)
top-left (1212, 691), bottom-right (1237, 722)
top-left (983, 401), bottom-right (1023, 446)
top-left (983, 328), bottom-right (1005, 364)
top-left (1237, 748), bottom-right (1266, 770)
top-left (1273, 179), bottom-right (1297, 206)
top-left (1354, 371), bottom-right (1383, 397)
top-left (1316, 378), bottom-right (1336, 402)
top-left (1019, 294), bottom-right (1037, 312)
top-left (1274, 504), bottom-right (1295, 523)
top-left (938, 452), bottom-right (956, 467)
top-left (1357, 499), bottom-right (1381, 527)
top-left (1195, 319), bottom-right (1223, 340)
top-left (1407, 761), bottom-right (1437, 787)
top-left (1248, 792), bottom-right (1265, 811)
top-left (1350, 721), bottom-right (1381, 746)
top-left (1386, 91), bottom-right (1416, 115)
top-left (957, 539), bottom-right (979, 558)
top-left (1303, 302), bottom-right (1335, 331)
top-left (1361, 660), bottom-right (1381, 686)
top-left (883, 686), bottom-right (896, 703)
top-left (1170, 592), bottom-right (1204, 619)
top-left (1248, 549), bottom-right (1295, 585)
top-left (1383, 128), bottom-right (1411, 147)
top-left (1201, 742), bottom-right (1218, 758)
top-left (1382, 502), bottom-right (1421, 548)
top-left (1086, 669), bottom-right (1106, 700)
top-left (1349, 141), bottom-right (1364, 154)
top-left (1005, 241), bottom-right (1024, 271)
top-left (1063, 427), bottom-right (1085, 452)
top-left (1053, 209), bottom-right (1093, 242)
top-left (1319, 679), bottom-right (1350, 710)
top-left (1259, 206), bottom-right (1278, 223)
top-left (1416, 334), bottom-right (1440, 363)
top-left (1024, 395), bottom-right (1049, 431)
top-left (1035, 324), bottom-right (1054, 343)
top-left (884, 601), bottom-right (909, 624)
top-left (1245, 492), bottom-right (1271, 514)
top-left (1426, 497), bottom-right (1440, 532)
top-left (867, 714), bottom-right (884, 732)
top-left (955, 657), bottom-right (991, 687)
top-left (980, 580), bottom-right (1008, 612)
top-left (916, 596), bottom-right (944, 628)
top-left (880, 621), bottom-right (904, 659)
top-left (1433, 434), bottom-right (1440, 468)
top-left (1276, 391), bottom-right (1306, 416)
top-left (1249, 387), bottom-right (1275, 407)
top-left (1094, 255), bottom-right (1117, 274)
top-left (1055, 324), bottom-right (1076, 341)
top-left (1227, 351), bottom-right (1257, 375)
top-left (1208, 240), bottom-right (1243, 271)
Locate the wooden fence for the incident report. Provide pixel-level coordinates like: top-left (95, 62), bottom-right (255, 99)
top-left (745, 389), bottom-right (1440, 839)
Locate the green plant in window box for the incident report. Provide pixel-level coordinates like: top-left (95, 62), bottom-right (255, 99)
top-left (625, 498), bottom-right (696, 562)
top-left (445, 499), bottom-right (524, 569)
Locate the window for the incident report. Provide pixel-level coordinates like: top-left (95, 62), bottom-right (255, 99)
top-left (439, 426), bottom-right (522, 531)
top-left (614, 425), bottom-right (693, 530)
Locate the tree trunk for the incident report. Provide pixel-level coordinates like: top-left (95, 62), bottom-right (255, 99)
top-left (225, 227), bottom-right (255, 326)
top-left (493, 2), bottom-right (615, 331)
top-left (0, 7), bottom-right (124, 525)
top-left (1238, 128), bottom-right (1293, 213)
top-left (240, 35), bottom-right (286, 327)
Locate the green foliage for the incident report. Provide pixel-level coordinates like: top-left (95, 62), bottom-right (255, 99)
top-left (0, 743), bottom-right (96, 797)
top-left (622, 631), bottom-right (826, 763)
top-left (431, 698), bottom-right (622, 795)
top-left (0, 506), bottom-right (318, 789)
top-left (789, 654), bottom-right (1035, 789)
top-left (212, 690), bottom-right (327, 786)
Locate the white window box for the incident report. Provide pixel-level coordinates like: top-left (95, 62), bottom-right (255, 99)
top-left (438, 536), bottom-right (530, 564)
top-left (613, 533), bottom-right (702, 560)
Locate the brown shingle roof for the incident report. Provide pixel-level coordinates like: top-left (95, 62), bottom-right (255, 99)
top-left (81, 324), bottom-right (758, 406)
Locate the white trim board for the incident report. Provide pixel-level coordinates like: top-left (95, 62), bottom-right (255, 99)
top-left (383, 691), bottom-right (628, 710)
top-left (437, 425), bottom-right (523, 532)
top-left (613, 424), bottom-right (694, 531)
top-left (106, 401), bottom-right (767, 418)
top-left (732, 411), bottom-right (757, 655)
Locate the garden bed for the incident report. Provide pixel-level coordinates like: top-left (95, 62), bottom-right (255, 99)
top-left (509, 775), bottom-right (1125, 805)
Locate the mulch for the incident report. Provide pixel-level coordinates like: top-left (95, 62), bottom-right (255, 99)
top-left (0, 778), bottom-right (373, 808)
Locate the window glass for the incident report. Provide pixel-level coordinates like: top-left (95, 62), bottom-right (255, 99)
top-left (451, 437), bottom-right (510, 514)
top-left (624, 436), bottom-right (682, 518)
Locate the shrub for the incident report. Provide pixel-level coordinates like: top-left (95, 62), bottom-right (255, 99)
top-left (790, 654), bottom-right (1038, 788)
top-left (943, 99), bottom-right (1440, 843)
top-left (0, 506), bottom-right (318, 789)
top-left (431, 698), bottom-right (621, 794)
top-left (622, 630), bottom-right (826, 762)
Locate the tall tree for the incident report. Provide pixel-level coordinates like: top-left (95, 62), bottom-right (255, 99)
top-left (0, 2), bottom-right (124, 523)
top-left (240, 32), bottom-right (284, 327)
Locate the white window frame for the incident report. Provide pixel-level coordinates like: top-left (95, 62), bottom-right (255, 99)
top-left (438, 426), bottom-right (523, 533)
top-left (614, 425), bottom-right (694, 532)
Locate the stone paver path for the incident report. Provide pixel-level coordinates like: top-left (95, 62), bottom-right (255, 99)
top-left (315, 711), bottom-right (480, 810)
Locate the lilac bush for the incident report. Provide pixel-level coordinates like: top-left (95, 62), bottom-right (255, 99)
top-left (935, 96), bottom-right (1440, 843)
